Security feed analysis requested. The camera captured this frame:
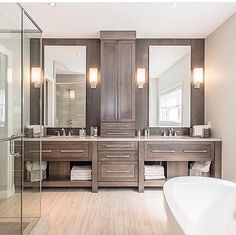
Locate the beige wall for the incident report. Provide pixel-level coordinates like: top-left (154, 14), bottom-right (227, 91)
top-left (205, 13), bottom-right (236, 182)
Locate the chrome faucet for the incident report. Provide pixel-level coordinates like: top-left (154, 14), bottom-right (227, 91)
top-left (169, 128), bottom-right (174, 136)
top-left (61, 128), bottom-right (66, 136)
top-left (55, 131), bottom-right (60, 136)
top-left (68, 131), bottom-right (73, 136)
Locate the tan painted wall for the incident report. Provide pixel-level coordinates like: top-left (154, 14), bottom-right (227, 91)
top-left (205, 13), bottom-right (236, 182)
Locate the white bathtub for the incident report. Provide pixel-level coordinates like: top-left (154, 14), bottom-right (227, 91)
top-left (163, 177), bottom-right (236, 235)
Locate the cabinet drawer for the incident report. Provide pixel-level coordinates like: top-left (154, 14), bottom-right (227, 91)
top-left (101, 129), bottom-right (135, 137)
top-left (98, 151), bottom-right (137, 161)
top-left (98, 162), bottom-right (138, 182)
top-left (145, 142), bottom-right (214, 161)
top-left (101, 122), bottom-right (135, 130)
top-left (98, 141), bottom-right (138, 151)
top-left (24, 141), bottom-right (90, 161)
top-left (25, 142), bottom-right (53, 160)
top-left (58, 142), bottom-right (89, 160)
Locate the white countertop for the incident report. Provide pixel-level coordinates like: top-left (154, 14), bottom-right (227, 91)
top-left (23, 136), bottom-right (221, 142)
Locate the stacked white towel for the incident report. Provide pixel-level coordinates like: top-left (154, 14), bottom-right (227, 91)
top-left (70, 165), bottom-right (92, 181)
top-left (144, 165), bottom-right (165, 180)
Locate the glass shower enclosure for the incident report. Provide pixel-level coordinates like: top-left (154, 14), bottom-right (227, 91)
top-left (0, 3), bottom-right (42, 234)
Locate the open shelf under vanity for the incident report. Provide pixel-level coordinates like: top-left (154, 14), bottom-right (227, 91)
top-left (19, 138), bottom-right (222, 193)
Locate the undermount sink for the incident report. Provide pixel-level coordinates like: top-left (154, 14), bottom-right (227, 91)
top-left (150, 135), bottom-right (191, 139)
top-left (46, 135), bottom-right (81, 138)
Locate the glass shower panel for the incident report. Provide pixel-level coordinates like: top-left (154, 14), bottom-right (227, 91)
top-left (0, 3), bottom-right (42, 235)
top-left (0, 3), bottom-right (22, 235)
top-left (21, 11), bottom-right (42, 235)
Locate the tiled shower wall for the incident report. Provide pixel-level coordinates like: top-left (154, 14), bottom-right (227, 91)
top-left (56, 74), bottom-right (86, 127)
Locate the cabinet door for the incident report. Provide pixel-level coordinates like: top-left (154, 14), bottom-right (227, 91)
top-left (101, 41), bottom-right (118, 121)
top-left (118, 41), bottom-right (135, 122)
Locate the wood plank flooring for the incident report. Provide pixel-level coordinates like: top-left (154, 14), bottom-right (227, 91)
top-left (30, 188), bottom-right (167, 235)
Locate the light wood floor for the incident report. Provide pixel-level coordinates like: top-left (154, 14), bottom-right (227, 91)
top-left (30, 188), bottom-right (167, 235)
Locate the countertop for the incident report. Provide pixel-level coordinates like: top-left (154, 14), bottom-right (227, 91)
top-left (23, 136), bottom-right (222, 142)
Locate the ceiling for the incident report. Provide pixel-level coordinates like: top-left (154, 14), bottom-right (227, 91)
top-left (21, 2), bottom-right (236, 38)
top-left (149, 46), bottom-right (190, 79)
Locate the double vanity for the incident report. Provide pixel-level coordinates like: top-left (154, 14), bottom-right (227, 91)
top-left (21, 31), bottom-right (222, 193)
top-left (22, 135), bottom-right (222, 193)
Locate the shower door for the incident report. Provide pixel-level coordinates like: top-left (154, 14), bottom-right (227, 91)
top-left (0, 3), bottom-right (42, 235)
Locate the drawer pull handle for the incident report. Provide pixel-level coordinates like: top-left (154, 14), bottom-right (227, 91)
top-left (106, 132), bottom-right (129, 135)
top-left (151, 150), bottom-right (175, 153)
top-left (106, 155), bottom-right (131, 158)
top-left (107, 124), bottom-right (129, 127)
top-left (29, 150), bottom-right (52, 153)
top-left (60, 150), bottom-right (84, 153)
top-left (183, 150), bottom-right (208, 153)
top-left (106, 170), bottom-right (130, 173)
top-left (105, 144), bottom-right (131, 148)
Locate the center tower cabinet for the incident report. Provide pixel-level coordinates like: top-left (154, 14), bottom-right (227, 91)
top-left (100, 31), bottom-right (136, 137)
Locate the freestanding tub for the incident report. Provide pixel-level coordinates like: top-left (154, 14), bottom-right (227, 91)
top-left (163, 177), bottom-right (236, 235)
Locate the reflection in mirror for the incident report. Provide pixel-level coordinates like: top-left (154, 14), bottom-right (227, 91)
top-left (44, 46), bottom-right (86, 128)
top-left (149, 46), bottom-right (191, 127)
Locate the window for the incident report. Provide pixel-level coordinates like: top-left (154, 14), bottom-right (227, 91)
top-left (159, 85), bottom-right (182, 126)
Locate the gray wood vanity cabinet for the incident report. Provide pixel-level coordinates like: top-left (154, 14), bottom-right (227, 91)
top-left (21, 137), bottom-right (222, 193)
top-left (100, 31), bottom-right (136, 137)
top-left (138, 140), bottom-right (222, 192)
top-left (98, 141), bottom-right (138, 186)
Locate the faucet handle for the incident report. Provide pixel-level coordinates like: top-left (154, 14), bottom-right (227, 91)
top-left (55, 131), bottom-right (60, 136)
top-left (68, 131), bottom-right (73, 136)
top-left (160, 130), bottom-right (166, 136)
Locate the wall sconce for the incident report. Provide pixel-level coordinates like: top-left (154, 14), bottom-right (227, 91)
top-left (69, 90), bottom-right (75, 99)
top-left (137, 68), bottom-right (145, 88)
top-left (193, 68), bottom-right (203, 88)
top-left (7, 68), bottom-right (12, 84)
top-left (89, 68), bottom-right (98, 88)
top-left (31, 67), bottom-right (41, 88)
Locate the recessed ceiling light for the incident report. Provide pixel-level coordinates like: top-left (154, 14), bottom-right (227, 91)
top-left (171, 2), bottom-right (179, 8)
top-left (48, 2), bottom-right (57, 7)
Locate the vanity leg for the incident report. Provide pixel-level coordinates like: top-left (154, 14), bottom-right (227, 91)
top-left (92, 142), bottom-right (98, 193)
top-left (212, 142), bottom-right (222, 179)
top-left (138, 142), bottom-right (145, 193)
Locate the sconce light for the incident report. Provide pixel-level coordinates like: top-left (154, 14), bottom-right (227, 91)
top-left (89, 68), bottom-right (98, 88)
top-left (31, 67), bottom-right (41, 88)
top-left (69, 90), bottom-right (75, 99)
top-left (193, 68), bottom-right (203, 88)
top-left (137, 68), bottom-right (145, 88)
top-left (7, 68), bottom-right (12, 84)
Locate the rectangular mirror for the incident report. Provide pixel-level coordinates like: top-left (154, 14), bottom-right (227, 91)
top-left (44, 46), bottom-right (86, 128)
top-left (149, 45), bottom-right (191, 127)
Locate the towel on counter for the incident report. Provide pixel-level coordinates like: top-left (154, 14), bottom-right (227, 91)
top-left (193, 124), bottom-right (210, 137)
top-left (25, 125), bottom-right (43, 137)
